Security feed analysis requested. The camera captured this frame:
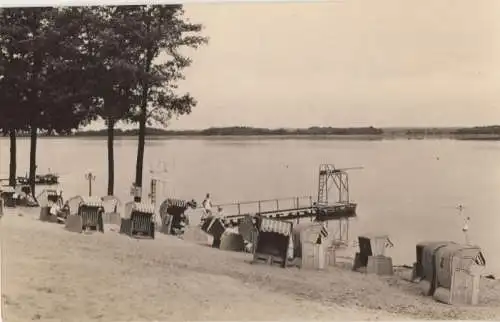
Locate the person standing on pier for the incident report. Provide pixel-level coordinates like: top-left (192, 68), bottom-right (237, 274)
top-left (201, 193), bottom-right (213, 220)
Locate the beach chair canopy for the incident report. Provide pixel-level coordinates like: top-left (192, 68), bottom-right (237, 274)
top-left (124, 201), bottom-right (155, 219)
top-left (36, 189), bottom-right (60, 207)
top-left (416, 241), bottom-right (451, 281)
top-left (101, 195), bottom-right (122, 213)
top-left (292, 223), bottom-right (330, 258)
top-left (0, 186), bottom-right (15, 194)
top-left (358, 234), bottom-right (393, 257)
top-left (254, 218), bottom-right (293, 264)
top-left (259, 217), bottom-right (292, 236)
top-left (79, 196), bottom-right (104, 208)
top-left (159, 198), bottom-right (197, 217)
top-left (66, 195), bottom-right (84, 215)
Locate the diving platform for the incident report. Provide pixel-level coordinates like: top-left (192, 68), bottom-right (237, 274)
top-left (214, 164), bottom-right (361, 226)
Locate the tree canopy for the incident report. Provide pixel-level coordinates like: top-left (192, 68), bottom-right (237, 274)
top-left (0, 5), bottom-right (207, 198)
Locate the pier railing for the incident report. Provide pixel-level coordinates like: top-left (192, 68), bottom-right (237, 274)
top-left (213, 195), bottom-right (315, 217)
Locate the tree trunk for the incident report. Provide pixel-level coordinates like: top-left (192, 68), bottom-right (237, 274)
top-left (134, 110), bottom-right (146, 202)
top-left (8, 128), bottom-right (17, 187)
top-left (134, 48), bottom-right (154, 203)
top-left (29, 124), bottom-right (37, 197)
top-left (107, 118), bottom-right (115, 196)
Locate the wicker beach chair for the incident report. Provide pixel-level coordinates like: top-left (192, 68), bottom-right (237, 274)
top-left (431, 242), bottom-right (485, 305)
top-left (120, 202), bottom-right (155, 239)
top-left (65, 197), bottom-right (104, 233)
top-left (200, 216), bottom-right (226, 248)
top-left (158, 198), bottom-right (196, 235)
top-left (414, 241), bottom-right (452, 296)
top-left (238, 215), bottom-right (258, 253)
top-left (1, 186), bottom-right (16, 208)
top-left (39, 189), bottom-right (65, 223)
top-left (66, 195), bottom-right (84, 216)
top-left (101, 195), bottom-right (122, 225)
top-left (252, 217), bottom-right (293, 268)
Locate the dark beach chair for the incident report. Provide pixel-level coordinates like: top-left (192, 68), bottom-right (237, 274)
top-left (158, 198), bottom-right (197, 235)
top-left (0, 186), bottom-right (16, 208)
top-left (65, 197), bottom-right (104, 233)
top-left (238, 215), bottom-right (259, 253)
top-left (353, 235), bottom-right (393, 271)
top-left (120, 202), bottom-right (155, 239)
top-left (200, 216), bottom-right (226, 248)
top-left (252, 217), bottom-right (293, 268)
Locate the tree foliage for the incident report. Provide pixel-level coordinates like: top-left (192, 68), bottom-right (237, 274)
top-left (0, 5), bottom-right (206, 197)
top-left (113, 5), bottom-right (208, 199)
top-left (124, 5), bottom-right (207, 126)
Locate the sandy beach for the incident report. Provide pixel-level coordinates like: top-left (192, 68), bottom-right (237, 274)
top-left (1, 208), bottom-right (500, 321)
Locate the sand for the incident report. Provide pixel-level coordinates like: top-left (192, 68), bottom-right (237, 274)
top-left (1, 208), bottom-right (500, 321)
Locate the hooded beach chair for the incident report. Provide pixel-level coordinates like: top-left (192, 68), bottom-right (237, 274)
top-left (13, 185), bottom-right (37, 207)
top-left (120, 202), bottom-right (155, 239)
top-left (200, 215), bottom-right (226, 248)
top-left (252, 217), bottom-right (293, 268)
top-left (65, 197), bottom-right (104, 233)
top-left (432, 242), bottom-right (485, 305)
top-left (159, 198), bottom-right (197, 235)
top-left (39, 189), bottom-right (65, 223)
top-left (101, 195), bottom-right (122, 225)
top-left (0, 186), bottom-right (16, 208)
top-left (66, 195), bottom-right (84, 216)
top-left (238, 215), bottom-right (259, 253)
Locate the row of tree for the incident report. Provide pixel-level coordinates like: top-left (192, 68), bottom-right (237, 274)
top-left (0, 6), bottom-right (207, 200)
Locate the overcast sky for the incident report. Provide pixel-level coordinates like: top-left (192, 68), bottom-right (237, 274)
top-left (97, 0), bottom-right (500, 130)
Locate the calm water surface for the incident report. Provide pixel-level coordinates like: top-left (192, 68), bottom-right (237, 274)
top-left (1, 137), bottom-right (499, 274)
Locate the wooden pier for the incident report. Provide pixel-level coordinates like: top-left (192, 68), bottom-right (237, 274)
top-left (214, 164), bottom-right (360, 226)
top-left (215, 196), bottom-right (356, 225)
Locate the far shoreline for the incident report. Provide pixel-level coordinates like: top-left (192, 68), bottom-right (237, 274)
top-left (3, 133), bottom-right (500, 141)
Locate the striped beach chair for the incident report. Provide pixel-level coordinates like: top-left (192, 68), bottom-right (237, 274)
top-left (65, 197), bottom-right (104, 233)
top-left (159, 198), bottom-right (197, 235)
top-left (253, 217), bottom-right (293, 268)
top-left (120, 202), bottom-right (155, 239)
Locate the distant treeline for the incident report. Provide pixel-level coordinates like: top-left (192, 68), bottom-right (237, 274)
top-left (7, 125), bottom-right (500, 138)
top-left (73, 126), bottom-right (384, 136)
top-left (453, 125), bottom-right (500, 135)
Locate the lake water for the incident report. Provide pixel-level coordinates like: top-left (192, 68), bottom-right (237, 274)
top-left (1, 137), bottom-right (499, 274)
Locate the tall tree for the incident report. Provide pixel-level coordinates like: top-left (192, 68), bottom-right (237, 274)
top-left (0, 7), bottom-right (98, 195)
top-left (123, 5), bottom-right (207, 202)
top-left (0, 41), bottom-right (25, 186)
top-left (81, 6), bottom-right (142, 196)
top-left (41, 7), bottom-right (98, 135)
top-left (0, 9), bottom-right (35, 188)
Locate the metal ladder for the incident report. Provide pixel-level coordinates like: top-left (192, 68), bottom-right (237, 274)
top-left (317, 168), bottom-right (328, 205)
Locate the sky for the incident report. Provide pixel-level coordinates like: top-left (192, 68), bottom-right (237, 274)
top-left (94, 0), bottom-right (500, 130)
